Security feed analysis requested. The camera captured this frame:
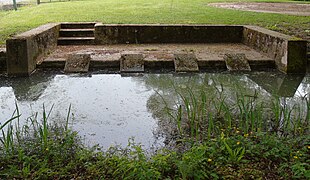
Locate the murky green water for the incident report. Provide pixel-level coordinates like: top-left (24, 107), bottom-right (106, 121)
top-left (0, 71), bottom-right (309, 149)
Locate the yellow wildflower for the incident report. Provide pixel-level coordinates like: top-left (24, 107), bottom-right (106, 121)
top-left (237, 141), bottom-right (241, 145)
top-left (307, 146), bottom-right (310, 149)
top-left (236, 130), bottom-right (240, 134)
top-left (294, 156), bottom-right (298, 159)
top-left (244, 134), bottom-right (249, 138)
top-left (208, 159), bottom-right (212, 162)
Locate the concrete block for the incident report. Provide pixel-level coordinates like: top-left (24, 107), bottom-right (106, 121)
top-left (64, 53), bottom-right (91, 73)
top-left (174, 53), bottom-right (199, 72)
top-left (6, 23), bottom-right (60, 76)
top-left (120, 53), bottom-right (144, 73)
top-left (224, 53), bottom-right (251, 71)
top-left (6, 38), bottom-right (30, 76)
top-left (285, 40), bottom-right (307, 74)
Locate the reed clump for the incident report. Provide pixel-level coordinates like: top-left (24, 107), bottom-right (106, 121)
top-left (161, 84), bottom-right (309, 143)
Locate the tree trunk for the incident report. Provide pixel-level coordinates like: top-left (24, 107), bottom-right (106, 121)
top-left (12, 0), bottom-right (17, 10)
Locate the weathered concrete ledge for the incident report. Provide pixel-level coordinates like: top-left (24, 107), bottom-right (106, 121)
top-left (37, 44), bottom-right (276, 72)
top-left (6, 23), bottom-right (60, 76)
top-left (243, 26), bottom-right (307, 74)
top-left (38, 57), bottom-right (276, 72)
top-left (95, 24), bottom-right (243, 44)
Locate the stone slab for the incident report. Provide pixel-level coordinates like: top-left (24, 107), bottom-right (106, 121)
top-left (64, 53), bottom-right (91, 73)
top-left (224, 53), bottom-right (251, 71)
top-left (174, 53), bottom-right (199, 72)
top-left (120, 53), bottom-right (144, 73)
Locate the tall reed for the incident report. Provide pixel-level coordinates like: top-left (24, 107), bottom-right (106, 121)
top-left (1, 104), bottom-right (72, 155)
top-left (162, 85), bottom-right (309, 142)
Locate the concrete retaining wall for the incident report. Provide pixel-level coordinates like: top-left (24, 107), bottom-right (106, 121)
top-left (243, 26), bottom-right (308, 74)
top-left (6, 23), bottom-right (60, 76)
top-left (95, 24), bottom-right (243, 44)
top-left (5, 23), bottom-right (308, 75)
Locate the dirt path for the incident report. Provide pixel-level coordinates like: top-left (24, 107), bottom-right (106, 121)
top-left (209, 2), bottom-right (310, 16)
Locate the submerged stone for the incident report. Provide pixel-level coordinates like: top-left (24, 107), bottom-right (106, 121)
top-left (120, 53), bottom-right (144, 73)
top-left (64, 53), bottom-right (91, 73)
top-left (174, 53), bottom-right (199, 72)
top-left (224, 53), bottom-right (251, 71)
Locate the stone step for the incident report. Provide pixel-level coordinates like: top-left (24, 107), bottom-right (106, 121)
top-left (224, 53), bottom-right (251, 71)
top-left (64, 53), bottom-right (91, 73)
top-left (120, 53), bottom-right (144, 73)
top-left (59, 29), bottom-right (94, 37)
top-left (60, 22), bottom-right (96, 29)
top-left (57, 37), bottom-right (95, 45)
top-left (174, 53), bottom-right (199, 72)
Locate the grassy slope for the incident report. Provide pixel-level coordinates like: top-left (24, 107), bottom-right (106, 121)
top-left (0, 0), bottom-right (309, 44)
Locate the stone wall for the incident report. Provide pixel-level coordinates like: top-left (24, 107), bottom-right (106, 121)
top-left (95, 24), bottom-right (243, 44)
top-left (243, 26), bottom-right (307, 74)
top-left (6, 23), bottom-right (60, 76)
top-left (5, 23), bottom-right (307, 75)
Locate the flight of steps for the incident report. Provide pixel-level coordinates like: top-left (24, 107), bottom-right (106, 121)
top-left (57, 22), bottom-right (96, 45)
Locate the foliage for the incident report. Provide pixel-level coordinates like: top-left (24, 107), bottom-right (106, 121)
top-left (160, 83), bottom-right (309, 147)
top-left (0, 102), bottom-right (309, 179)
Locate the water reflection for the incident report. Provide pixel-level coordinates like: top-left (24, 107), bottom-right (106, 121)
top-left (141, 73), bottom-right (309, 146)
top-left (248, 73), bottom-right (304, 97)
top-left (0, 72), bottom-right (309, 149)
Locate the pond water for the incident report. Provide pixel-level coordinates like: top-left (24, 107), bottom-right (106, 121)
top-left (0, 71), bottom-right (309, 150)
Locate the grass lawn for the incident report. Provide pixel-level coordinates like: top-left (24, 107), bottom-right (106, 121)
top-left (0, 0), bottom-right (309, 45)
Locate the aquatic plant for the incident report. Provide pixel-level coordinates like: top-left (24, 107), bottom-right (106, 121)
top-left (0, 105), bottom-right (309, 179)
top-left (160, 84), bottom-right (309, 143)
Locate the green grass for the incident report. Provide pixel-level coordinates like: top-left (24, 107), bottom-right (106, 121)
top-left (0, 0), bottom-right (309, 44)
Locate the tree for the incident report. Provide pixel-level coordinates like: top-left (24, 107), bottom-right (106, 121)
top-left (12, 0), bottom-right (17, 10)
